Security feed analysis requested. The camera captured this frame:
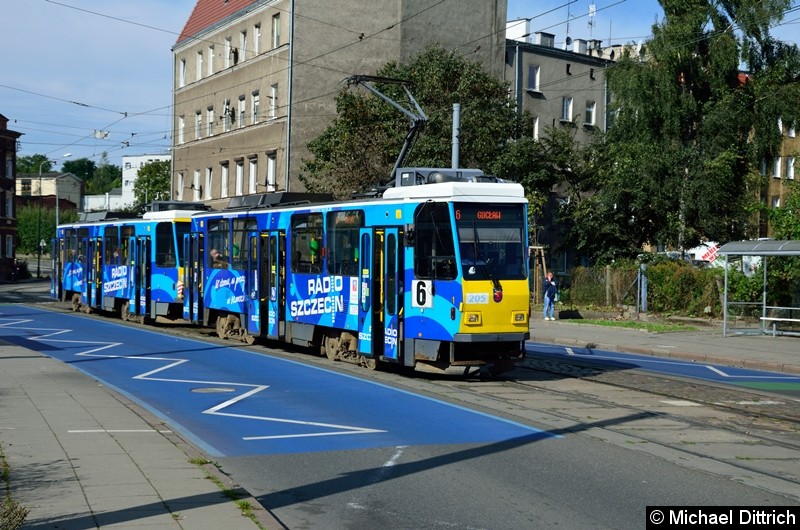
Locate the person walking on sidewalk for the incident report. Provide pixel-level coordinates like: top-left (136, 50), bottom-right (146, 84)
top-left (543, 271), bottom-right (557, 321)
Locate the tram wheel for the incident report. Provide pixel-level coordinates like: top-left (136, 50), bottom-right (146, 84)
top-left (324, 334), bottom-right (340, 361)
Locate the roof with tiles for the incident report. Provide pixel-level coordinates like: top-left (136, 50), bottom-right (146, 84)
top-left (176, 0), bottom-right (260, 46)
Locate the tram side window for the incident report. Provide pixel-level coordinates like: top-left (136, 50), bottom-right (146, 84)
top-left (231, 218), bottom-right (255, 269)
top-left (326, 210), bottom-right (362, 276)
top-left (77, 228), bottom-right (90, 262)
top-left (208, 220), bottom-right (230, 268)
top-left (65, 229), bottom-right (77, 262)
top-left (120, 226), bottom-right (134, 264)
top-left (413, 202), bottom-right (456, 280)
top-left (155, 223), bottom-right (177, 267)
top-left (291, 213), bottom-right (323, 273)
top-left (175, 223), bottom-right (190, 265)
top-left (104, 226), bottom-right (120, 264)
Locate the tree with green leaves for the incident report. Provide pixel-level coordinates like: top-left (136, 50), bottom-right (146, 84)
top-left (63, 158), bottom-right (97, 182)
top-left (300, 45), bottom-right (519, 198)
top-left (572, 0), bottom-right (800, 263)
top-left (87, 152), bottom-right (121, 194)
top-left (15, 204), bottom-right (78, 255)
top-left (133, 159), bottom-right (171, 210)
top-left (16, 154), bottom-right (54, 174)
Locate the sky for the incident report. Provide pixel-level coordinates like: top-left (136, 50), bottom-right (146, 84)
top-left (2, 1), bottom-right (798, 171)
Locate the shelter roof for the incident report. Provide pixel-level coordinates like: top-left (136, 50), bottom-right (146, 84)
top-left (718, 240), bottom-right (800, 256)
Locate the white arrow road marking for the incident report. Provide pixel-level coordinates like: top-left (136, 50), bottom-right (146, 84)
top-left (0, 317), bottom-right (386, 441)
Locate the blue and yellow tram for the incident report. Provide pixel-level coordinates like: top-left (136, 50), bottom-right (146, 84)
top-left (185, 168), bottom-right (531, 372)
top-left (52, 206), bottom-right (202, 322)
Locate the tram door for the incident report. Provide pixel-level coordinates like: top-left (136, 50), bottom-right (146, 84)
top-left (382, 228), bottom-right (402, 362)
top-left (83, 236), bottom-right (102, 308)
top-left (52, 238), bottom-right (63, 301)
top-left (259, 231), bottom-right (285, 340)
top-left (183, 233), bottom-right (203, 324)
top-left (357, 228), bottom-right (373, 356)
top-left (128, 236), bottom-right (151, 319)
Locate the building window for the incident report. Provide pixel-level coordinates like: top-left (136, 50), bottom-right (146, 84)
top-left (527, 65), bottom-right (540, 91)
top-left (223, 99), bottom-right (232, 132)
top-left (254, 24), bottom-right (261, 54)
top-left (267, 152), bottom-right (277, 192)
top-left (177, 172), bottom-right (184, 200)
top-left (235, 160), bottom-right (244, 196)
top-left (6, 193), bottom-right (13, 219)
top-left (193, 170), bottom-right (200, 201)
top-left (252, 91), bottom-right (260, 124)
top-left (585, 100), bottom-right (596, 126)
top-left (224, 37), bottom-right (231, 68)
top-left (561, 96), bottom-right (573, 122)
top-left (221, 163), bottom-right (229, 198)
top-left (196, 50), bottom-right (203, 81)
top-left (272, 13), bottom-right (281, 48)
top-left (195, 111), bottom-right (202, 139)
top-left (178, 116), bottom-right (185, 144)
top-left (205, 167), bottom-right (213, 200)
top-left (789, 125), bottom-right (796, 138)
top-left (533, 116), bottom-right (539, 140)
top-left (179, 59), bottom-right (186, 87)
top-left (206, 106), bottom-right (215, 136)
top-left (240, 30), bottom-right (247, 61)
top-left (208, 45), bottom-right (215, 76)
top-left (238, 96), bottom-right (246, 127)
top-left (787, 156), bottom-right (795, 180)
top-left (248, 158), bottom-right (258, 194)
top-left (5, 235), bottom-right (13, 259)
top-left (774, 157), bottom-right (781, 179)
top-left (772, 195), bottom-right (780, 208)
top-left (270, 84), bottom-right (278, 118)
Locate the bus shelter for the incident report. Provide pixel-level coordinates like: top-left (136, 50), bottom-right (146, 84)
top-left (718, 240), bottom-right (800, 337)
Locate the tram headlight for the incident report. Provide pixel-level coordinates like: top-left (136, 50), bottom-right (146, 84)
top-left (464, 312), bottom-right (482, 325)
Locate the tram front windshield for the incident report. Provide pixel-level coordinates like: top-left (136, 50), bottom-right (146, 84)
top-left (455, 203), bottom-right (526, 281)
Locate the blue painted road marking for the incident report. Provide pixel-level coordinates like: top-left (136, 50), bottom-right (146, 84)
top-left (0, 306), bottom-right (551, 457)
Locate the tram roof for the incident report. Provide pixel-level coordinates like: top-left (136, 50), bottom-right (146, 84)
top-left (382, 181), bottom-right (526, 201)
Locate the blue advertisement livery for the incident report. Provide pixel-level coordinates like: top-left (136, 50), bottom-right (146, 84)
top-left (53, 168), bottom-right (530, 374)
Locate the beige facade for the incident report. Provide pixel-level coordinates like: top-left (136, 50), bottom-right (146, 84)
top-left (764, 120), bottom-right (799, 237)
top-left (16, 173), bottom-right (83, 208)
top-left (172, 0), bottom-right (507, 208)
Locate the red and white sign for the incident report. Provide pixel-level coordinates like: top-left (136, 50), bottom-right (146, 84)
top-left (701, 244), bottom-right (719, 263)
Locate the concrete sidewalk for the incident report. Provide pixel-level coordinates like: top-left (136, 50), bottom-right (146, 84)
top-left (0, 340), bottom-right (278, 529)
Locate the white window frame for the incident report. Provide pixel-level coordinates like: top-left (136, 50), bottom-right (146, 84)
top-left (561, 96), bottom-right (573, 122)
top-left (179, 59), bottom-right (186, 87)
top-left (252, 91), bottom-right (260, 125)
top-left (774, 157), bottom-right (782, 179)
top-left (254, 23), bottom-right (261, 55)
top-left (223, 99), bottom-right (232, 132)
top-left (270, 84), bottom-right (278, 119)
top-left (206, 106), bottom-right (215, 136)
top-left (207, 45), bottom-right (215, 76)
top-left (585, 100), bottom-right (596, 126)
top-left (787, 156), bottom-right (795, 180)
top-left (248, 158), bottom-right (258, 194)
top-left (235, 160), bottom-right (244, 196)
top-left (272, 13), bottom-right (281, 48)
top-left (527, 64), bottom-right (540, 91)
top-left (238, 96), bottom-right (246, 128)
top-left (177, 172), bottom-right (184, 201)
top-left (240, 30), bottom-right (247, 61)
top-left (220, 163), bottom-right (229, 199)
top-left (266, 152), bottom-right (277, 192)
top-left (193, 170), bottom-right (201, 201)
top-left (205, 167), bottom-right (213, 200)
top-left (178, 116), bottom-right (185, 145)
top-left (196, 50), bottom-right (203, 81)
top-left (533, 116), bottom-right (539, 140)
top-left (224, 37), bottom-right (231, 68)
top-left (195, 111), bottom-right (202, 139)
